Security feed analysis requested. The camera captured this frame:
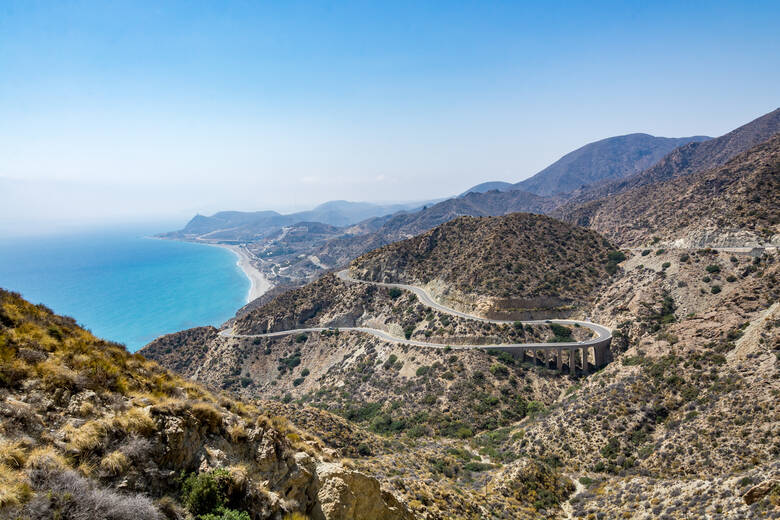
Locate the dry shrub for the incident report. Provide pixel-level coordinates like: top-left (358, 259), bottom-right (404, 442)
top-left (0, 439), bottom-right (28, 468)
top-left (118, 436), bottom-right (153, 462)
top-left (23, 466), bottom-right (162, 520)
top-left (156, 495), bottom-right (185, 520)
top-left (227, 464), bottom-right (248, 489)
top-left (0, 351), bottom-right (31, 388)
top-left (114, 407), bottom-right (156, 436)
top-left (283, 513), bottom-right (310, 520)
top-left (63, 418), bottom-right (112, 456)
top-left (227, 423), bottom-right (248, 443)
top-left (24, 447), bottom-right (67, 471)
top-left (191, 402), bottom-right (223, 433)
top-left (231, 400), bottom-right (257, 419)
top-left (270, 415), bottom-right (291, 432)
top-left (100, 451), bottom-right (129, 476)
top-left (0, 463), bottom-right (32, 508)
top-left (151, 373), bottom-right (178, 397)
top-left (36, 359), bottom-right (79, 392)
top-left (78, 401), bottom-right (95, 417)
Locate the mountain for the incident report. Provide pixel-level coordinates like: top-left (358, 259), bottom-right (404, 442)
top-left (458, 181), bottom-right (514, 197)
top-left (561, 133), bottom-right (780, 247)
top-left (350, 212), bottom-right (617, 310)
top-left (311, 189), bottom-right (554, 270)
top-left (161, 200), bottom-right (430, 241)
top-left (559, 107), bottom-right (780, 209)
top-left (0, 289), bottom-right (411, 519)
top-left (515, 133), bottom-right (711, 196)
top-left (458, 133), bottom-right (710, 199)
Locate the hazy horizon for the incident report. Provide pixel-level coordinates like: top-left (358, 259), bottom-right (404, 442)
top-left (2, 1), bottom-right (779, 235)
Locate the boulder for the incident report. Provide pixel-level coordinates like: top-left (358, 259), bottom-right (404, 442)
top-left (743, 477), bottom-right (779, 505)
top-left (313, 462), bottom-right (412, 520)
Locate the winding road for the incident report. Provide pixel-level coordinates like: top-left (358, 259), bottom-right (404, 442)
top-left (219, 270), bottom-right (612, 373)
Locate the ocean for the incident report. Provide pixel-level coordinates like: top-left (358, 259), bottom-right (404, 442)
top-left (0, 225), bottom-right (249, 352)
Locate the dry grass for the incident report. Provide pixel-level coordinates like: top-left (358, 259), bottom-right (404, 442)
top-left (228, 464), bottom-right (248, 488)
top-left (282, 514), bottom-right (310, 520)
top-left (100, 451), bottom-right (129, 476)
top-left (36, 358), bottom-right (79, 391)
top-left (114, 407), bottom-right (156, 436)
top-left (63, 418), bottom-right (112, 456)
top-left (191, 401), bottom-right (223, 432)
top-left (227, 423), bottom-right (248, 443)
top-left (0, 464), bottom-right (31, 508)
top-left (24, 447), bottom-right (67, 471)
top-left (0, 439), bottom-right (28, 469)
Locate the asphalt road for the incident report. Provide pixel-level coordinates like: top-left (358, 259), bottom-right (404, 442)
top-left (219, 269), bottom-right (612, 352)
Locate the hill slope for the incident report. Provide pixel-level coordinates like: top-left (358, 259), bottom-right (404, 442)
top-left (558, 107), bottom-right (780, 213)
top-left (0, 289), bottom-right (410, 520)
top-left (313, 190), bottom-right (554, 270)
top-left (349, 212), bottom-right (617, 313)
top-left (564, 134), bottom-right (780, 246)
top-left (515, 133), bottom-right (710, 196)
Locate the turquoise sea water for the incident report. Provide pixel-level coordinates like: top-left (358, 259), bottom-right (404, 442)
top-left (0, 226), bottom-right (249, 351)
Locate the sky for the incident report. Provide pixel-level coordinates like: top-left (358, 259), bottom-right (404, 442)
top-left (1, 0), bottom-right (778, 235)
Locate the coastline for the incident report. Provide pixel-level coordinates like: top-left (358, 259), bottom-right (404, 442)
top-left (216, 244), bottom-right (272, 303)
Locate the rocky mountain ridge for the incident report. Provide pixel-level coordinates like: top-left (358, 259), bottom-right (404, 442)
top-left (560, 133), bottom-right (780, 247)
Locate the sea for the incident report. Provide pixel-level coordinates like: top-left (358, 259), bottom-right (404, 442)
top-left (0, 225), bottom-right (249, 352)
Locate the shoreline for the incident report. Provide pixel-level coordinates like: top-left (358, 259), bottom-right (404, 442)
top-left (214, 243), bottom-right (272, 303)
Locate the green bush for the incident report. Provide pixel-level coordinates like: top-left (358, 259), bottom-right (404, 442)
top-left (489, 363), bottom-right (509, 378)
top-left (679, 253), bottom-right (690, 262)
top-left (726, 275), bottom-right (737, 282)
top-left (549, 323), bottom-right (572, 337)
top-left (607, 250), bottom-right (626, 262)
top-left (383, 354), bottom-right (398, 369)
top-left (655, 249), bottom-right (665, 255)
top-left (388, 288), bottom-right (403, 299)
top-left (357, 443), bottom-right (372, 456)
top-left (294, 333), bottom-right (307, 343)
top-left (181, 469), bottom-right (234, 517)
top-left (464, 461), bottom-right (494, 472)
top-left (706, 264), bottom-right (721, 273)
top-left (661, 262), bottom-right (671, 270)
top-left (300, 368), bottom-right (310, 377)
top-left (641, 249), bottom-right (651, 256)
top-left (711, 285), bottom-right (722, 294)
top-left (201, 508), bottom-right (251, 520)
top-left (404, 325), bottom-right (415, 339)
top-left (416, 365), bottom-right (430, 377)
top-left (292, 377), bottom-right (305, 386)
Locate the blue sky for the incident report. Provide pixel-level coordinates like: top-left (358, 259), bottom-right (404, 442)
top-left (0, 1), bottom-right (778, 233)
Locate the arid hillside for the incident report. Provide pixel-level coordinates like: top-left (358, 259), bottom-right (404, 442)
top-left (514, 133), bottom-right (710, 196)
top-left (350, 212), bottom-right (618, 314)
top-left (559, 107), bottom-right (780, 209)
top-left (562, 133), bottom-right (780, 247)
top-left (0, 289), bottom-right (411, 520)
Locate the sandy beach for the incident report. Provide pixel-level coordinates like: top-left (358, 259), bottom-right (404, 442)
top-left (218, 244), bottom-right (272, 303)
